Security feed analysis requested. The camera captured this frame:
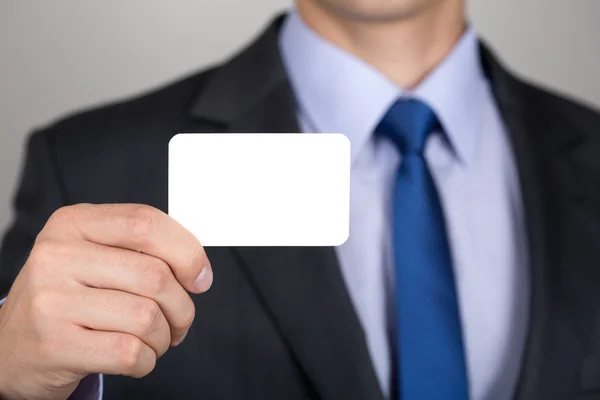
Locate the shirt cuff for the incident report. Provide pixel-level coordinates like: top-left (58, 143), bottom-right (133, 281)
top-left (69, 374), bottom-right (103, 400)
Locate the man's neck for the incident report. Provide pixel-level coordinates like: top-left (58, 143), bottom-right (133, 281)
top-left (296, 0), bottom-right (466, 89)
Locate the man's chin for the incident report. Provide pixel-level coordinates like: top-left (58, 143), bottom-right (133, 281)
top-left (310, 0), bottom-right (432, 24)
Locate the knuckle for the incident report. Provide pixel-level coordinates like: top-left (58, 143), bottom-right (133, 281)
top-left (28, 240), bottom-right (61, 267)
top-left (38, 204), bottom-right (90, 241)
top-left (138, 358), bottom-right (156, 378)
top-left (156, 333), bottom-right (171, 358)
top-left (175, 301), bottom-right (196, 332)
top-left (30, 291), bottom-right (60, 320)
top-left (26, 241), bottom-right (68, 285)
top-left (116, 335), bottom-right (144, 373)
top-left (133, 299), bottom-right (162, 335)
top-left (45, 204), bottom-right (84, 230)
top-left (140, 259), bottom-right (171, 295)
top-left (126, 206), bottom-right (159, 247)
top-left (47, 206), bottom-right (72, 226)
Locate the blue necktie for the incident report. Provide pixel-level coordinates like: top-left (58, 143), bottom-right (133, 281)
top-left (377, 99), bottom-right (469, 399)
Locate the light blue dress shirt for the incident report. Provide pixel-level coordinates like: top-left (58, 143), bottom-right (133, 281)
top-left (279, 12), bottom-right (530, 400)
top-left (0, 11), bottom-right (530, 400)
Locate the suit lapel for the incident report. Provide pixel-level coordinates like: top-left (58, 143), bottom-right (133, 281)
top-left (232, 246), bottom-right (384, 400)
top-left (482, 45), bottom-right (600, 399)
top-left (187, 16), bottom-right (384, 400)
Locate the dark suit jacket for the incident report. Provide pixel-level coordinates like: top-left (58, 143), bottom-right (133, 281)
top-left (2, 15), bottom-right (600, 400)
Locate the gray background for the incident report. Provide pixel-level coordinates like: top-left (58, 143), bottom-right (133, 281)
top-left (1, 0), bottom-right (599, 233)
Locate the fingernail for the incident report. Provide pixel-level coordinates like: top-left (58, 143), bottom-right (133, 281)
top-left (193, 264), bottom-right (213, 292)
top-left (174, 330), bottom-right (188, 346)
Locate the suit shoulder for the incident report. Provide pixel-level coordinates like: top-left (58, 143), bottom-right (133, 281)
top-left (35, 64), bottom-right (220, 144)
top-left (517, 78), bottom-right (600, 138)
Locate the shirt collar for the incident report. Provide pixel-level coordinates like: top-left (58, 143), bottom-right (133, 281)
top-left (279, 11), bottom-right (487, 166)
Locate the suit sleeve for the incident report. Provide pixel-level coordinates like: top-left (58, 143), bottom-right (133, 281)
top-left (0, 130), bottom-right (66, 297)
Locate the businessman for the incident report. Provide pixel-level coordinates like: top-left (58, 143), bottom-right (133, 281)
top-left (1, 0), bottom-right (600, 399)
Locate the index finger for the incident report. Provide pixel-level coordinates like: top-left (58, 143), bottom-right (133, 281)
top-left (51, 203), bottom-right (212, 294)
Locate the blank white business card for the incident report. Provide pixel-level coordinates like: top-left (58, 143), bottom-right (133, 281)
top-left (168, 133), bottom-right (350, 247)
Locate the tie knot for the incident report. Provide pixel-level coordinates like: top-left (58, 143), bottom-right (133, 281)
top-left (376, 98), bottom-right (440, 155)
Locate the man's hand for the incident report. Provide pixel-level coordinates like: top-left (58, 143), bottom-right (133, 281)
top-left (0, 204), bottom-right (212, 400)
